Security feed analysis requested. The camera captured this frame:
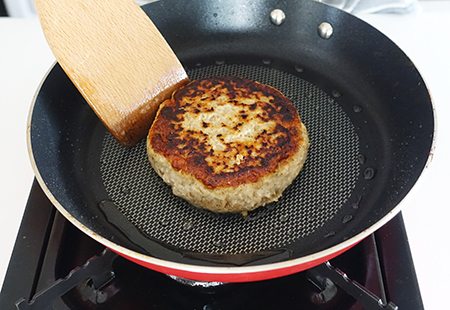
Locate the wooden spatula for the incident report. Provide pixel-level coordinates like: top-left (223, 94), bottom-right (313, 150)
top-left (35, 0), bottom-right (189, 146)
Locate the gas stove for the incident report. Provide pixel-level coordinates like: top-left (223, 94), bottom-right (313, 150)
top-left (0, 181), bottom-right (423, 309)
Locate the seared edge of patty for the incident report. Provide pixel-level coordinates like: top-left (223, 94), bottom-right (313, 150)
top-left (147, 123), bottom-right (308, 213)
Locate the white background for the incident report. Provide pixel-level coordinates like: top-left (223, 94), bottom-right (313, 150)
top-left (1, 2), bottom-right (450, 309)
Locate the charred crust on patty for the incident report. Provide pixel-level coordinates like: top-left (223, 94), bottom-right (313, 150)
top-left (148, 77), bottom-right (306, 189)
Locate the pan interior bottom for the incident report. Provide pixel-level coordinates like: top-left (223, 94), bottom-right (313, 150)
top-left (100, 64), bottom-right (360, 255)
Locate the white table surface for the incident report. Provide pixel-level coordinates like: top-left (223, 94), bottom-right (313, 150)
top-left (1, 2), bottom-right (450, 309)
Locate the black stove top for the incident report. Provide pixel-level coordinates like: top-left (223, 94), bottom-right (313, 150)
top-left (0, 181), bottom-right (423, 309)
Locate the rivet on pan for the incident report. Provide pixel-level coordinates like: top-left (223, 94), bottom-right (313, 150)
top-left (318, 22), bottom-right (333, 39)
top-left (215, 60), bottom-right (225, 65)
top-left (270, 9), bottom-right (286, 26)
top-left (262, 59), bottom-right (272, 65)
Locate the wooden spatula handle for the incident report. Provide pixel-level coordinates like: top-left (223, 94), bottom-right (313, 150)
top-left (35, 0), bottom-right (189, 146)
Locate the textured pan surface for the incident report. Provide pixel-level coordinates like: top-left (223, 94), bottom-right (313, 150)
top-left (100, 64), bottom-right (360, 255)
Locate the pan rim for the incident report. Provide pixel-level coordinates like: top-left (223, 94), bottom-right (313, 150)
top-left (26, 62), bottom-right (435, 278)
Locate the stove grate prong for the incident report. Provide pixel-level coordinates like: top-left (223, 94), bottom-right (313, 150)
top-left (15, 249), bottom-right (118, 310)
top-left (308, 262), bottom-right (398, 310)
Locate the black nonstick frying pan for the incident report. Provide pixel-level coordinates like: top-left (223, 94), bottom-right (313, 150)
top-left (28, 0), bottom-right (434, 282)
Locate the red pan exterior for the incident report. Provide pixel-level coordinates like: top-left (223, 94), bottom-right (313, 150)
top-left (110, 243), bottom-right (356, 282)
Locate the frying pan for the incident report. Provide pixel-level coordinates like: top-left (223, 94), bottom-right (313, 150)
top-left (27, 0), bottom-right (434, 282)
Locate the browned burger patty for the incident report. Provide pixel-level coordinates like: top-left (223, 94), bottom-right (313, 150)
top-left (147, 77), bottom-right (309, 213)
